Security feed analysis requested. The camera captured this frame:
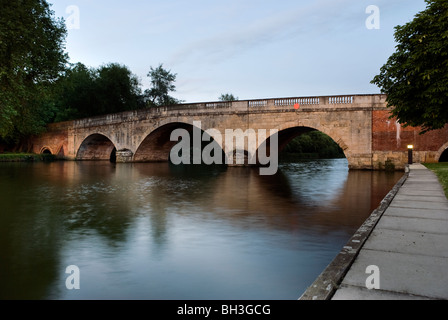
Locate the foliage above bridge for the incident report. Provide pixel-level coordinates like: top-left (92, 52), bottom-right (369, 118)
top-left (372, 0), bottom-right (448, 133)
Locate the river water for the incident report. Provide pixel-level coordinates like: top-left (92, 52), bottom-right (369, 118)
top-left (0, 159), bottom-right (402, 300)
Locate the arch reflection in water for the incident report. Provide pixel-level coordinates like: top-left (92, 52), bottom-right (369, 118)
top-left (0, 159), bottom-right (403, 299)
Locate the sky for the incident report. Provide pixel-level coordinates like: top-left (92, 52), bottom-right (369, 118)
top-left (50, 0), bottom-right (428, 103)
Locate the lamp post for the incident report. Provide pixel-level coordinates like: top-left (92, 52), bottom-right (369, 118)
top-left (407, 145), bottom-right (414, 164)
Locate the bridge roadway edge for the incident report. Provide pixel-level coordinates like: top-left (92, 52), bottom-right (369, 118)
top-left (298, 167), bottom-right (409, 300)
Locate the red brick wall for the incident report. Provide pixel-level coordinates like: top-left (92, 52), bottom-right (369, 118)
top-left (31, 130), bottom-right (68, 157)
top-left (372, 110), bottom-right (448, 153)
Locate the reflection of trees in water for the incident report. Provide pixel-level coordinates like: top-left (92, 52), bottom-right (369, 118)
top-left (0, 162), bottom-right (142, 299)
top-left (62, 163), bottom-right (137, 243)
top-left (0, 164), bottom-right (66, 299)
top-left (0, 205), bottom-right (61, 299)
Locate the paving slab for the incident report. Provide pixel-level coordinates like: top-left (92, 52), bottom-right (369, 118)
top-left (362, 229), bottom-right (448, 258)
top-left (396, 189), bottom-right (446, 197)
top-left (388, 200), bottom-right (448, 210)
top-left (333, 249), bottom-right (448, 299)
top-left (393, 194), bottom-right (448, 203)
top-left (383, 207), bottom-right (448, 220)
top-left (332, 284), bottom-right (432, 300)
top-left (375, 215), bottom-right (448, 234)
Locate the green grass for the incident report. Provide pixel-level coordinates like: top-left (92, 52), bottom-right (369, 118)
top-left (423, 163), bottom-right (448, 198)
top-left (0, 153), bottom-right (56, 162)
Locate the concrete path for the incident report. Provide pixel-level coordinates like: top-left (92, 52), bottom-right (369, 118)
top-left (331, 163), bottom-right (448, 300)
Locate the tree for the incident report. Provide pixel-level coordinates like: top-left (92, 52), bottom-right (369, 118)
top-left (0, 0), bottom-right (68, 143)
top-left (94, 63), bottom-right (144, 115)
top-left (53, 63), bottom-right (144, 121)
top-left (218, 93), bottom-right (238, 101)
top-left (52, 63), bottom-right (95, 121)
top-left (144, 64), bottom-right (182, 107)
top-left (371, 0), bottom-right (448, 133)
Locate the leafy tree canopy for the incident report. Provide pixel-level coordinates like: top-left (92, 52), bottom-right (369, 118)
top-left (218, 93), bottom-right (238, 101)
top-left (53, 62), bottom-right (144, 121)
top-left (371, 0), bottom-right (448, 133)
top-left (144, 64), bottom-right (182, 107)
top-left (0, 0), bottom-right (68, 142)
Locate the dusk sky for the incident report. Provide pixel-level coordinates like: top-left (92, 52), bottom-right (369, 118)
top-left (50, 0), bottom-right (427, 103)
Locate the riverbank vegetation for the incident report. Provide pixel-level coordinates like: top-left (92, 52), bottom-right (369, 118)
top-left (281, 131), bottom-right (345, 159)
top-left (424, 163), bottom-right (448, 197)
top-left (0, 153), bottom-right (56, 162)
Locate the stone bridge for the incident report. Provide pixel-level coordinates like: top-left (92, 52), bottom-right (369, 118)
top-left (31, 94), bottom-right (448, 170)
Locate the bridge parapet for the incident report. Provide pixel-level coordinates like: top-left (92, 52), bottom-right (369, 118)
top-left (71, 94), bottom-right (388, 129)
top-left (72, 100), bottom-right (240, 129)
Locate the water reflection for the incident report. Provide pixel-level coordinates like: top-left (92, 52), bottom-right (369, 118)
top-left (0, 160), bottom-right (402, 300)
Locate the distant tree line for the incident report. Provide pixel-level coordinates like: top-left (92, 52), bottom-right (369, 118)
top-left (53, 63), bottom-right (144, 121)
top-left (281, 131), bottom-right (345, 159)
top-left (52, 62), bottom-right (183, 122)
top-left (218, 93), bottom-right (238, 101)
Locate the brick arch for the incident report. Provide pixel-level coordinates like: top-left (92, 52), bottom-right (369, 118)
top-left (41, 145), bottom-right (65, 156)
top-left (40, 147), bottom-right (53, 154)
top-left (76, 133), bottom-right (117, 161)
top-left (436, 142), bottom-right (448, 162)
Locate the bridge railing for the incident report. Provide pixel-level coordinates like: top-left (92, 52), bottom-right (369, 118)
top-left (248, 97), bottom-right (321, 107)
top-left (204, 102), bottom-right (232, 108)
top-left (328, 96), bottom-right (354, 104)
top-left (70, 94), bottom-right (386, 128)
top-left (248, 95), bottom-right (357, 108)
top-left (274, 97), bottom-right (320, 106)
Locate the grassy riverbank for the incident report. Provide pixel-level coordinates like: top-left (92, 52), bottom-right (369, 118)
top-left (0, 153), bottom-right (56, 162)
top-left (424, 163), bottom-right (448, 197)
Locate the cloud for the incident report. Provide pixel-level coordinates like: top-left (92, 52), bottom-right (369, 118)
top-left (169, 0), bottom-right (357, 66)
